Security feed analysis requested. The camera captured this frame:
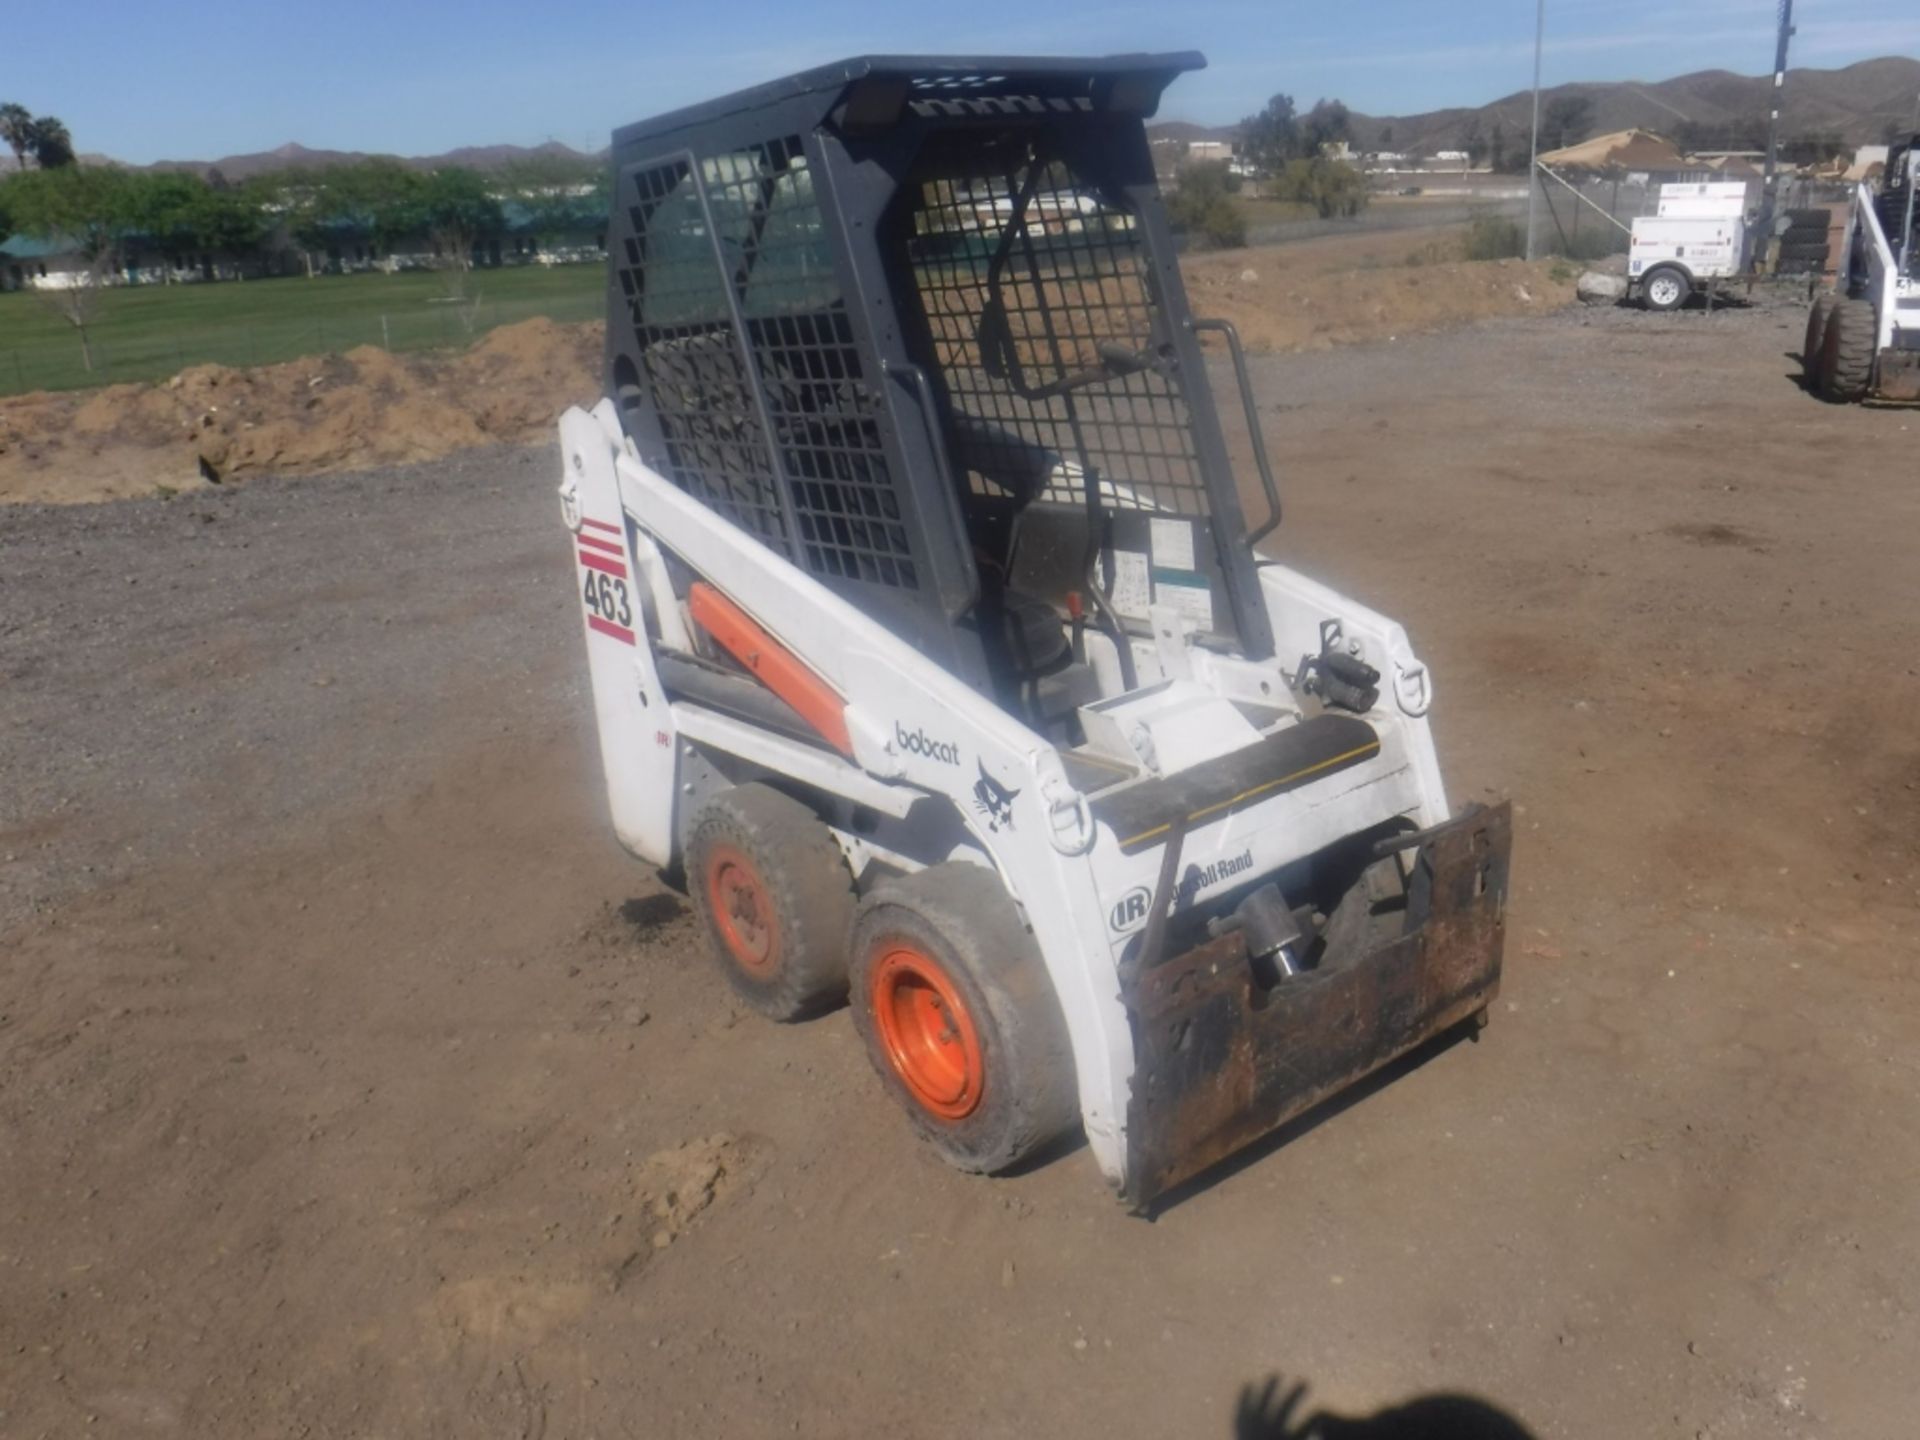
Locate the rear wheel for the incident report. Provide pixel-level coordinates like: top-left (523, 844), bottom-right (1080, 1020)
top-left (850, 864), bottom-right (1077, 1173)
top-left (1641, 267), bottom-right (1691, 312)
top-left (687, 783), bottom-right (855, 1021)
top-left (1802, 294), bottom-right (1838, 382)
top-left (1818, 297), bottom-right (1877, 404)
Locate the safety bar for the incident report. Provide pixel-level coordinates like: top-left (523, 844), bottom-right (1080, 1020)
top-left (1192, 318), bottom-right (1283, 545)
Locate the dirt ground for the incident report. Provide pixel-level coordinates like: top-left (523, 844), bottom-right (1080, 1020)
top-left (0, 227), bottom-right (1570, 506)
top-left (3, 292), bottom-right (1918, 1440)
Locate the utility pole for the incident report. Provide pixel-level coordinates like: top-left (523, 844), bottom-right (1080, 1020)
top-left (1757, 0), bottom-right (1795, 246)
top-left (1526, 0), bottom-right (1546, 261)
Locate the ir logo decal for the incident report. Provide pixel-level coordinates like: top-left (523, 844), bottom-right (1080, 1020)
top-left (1109, 886), bottom-right (1152, 934)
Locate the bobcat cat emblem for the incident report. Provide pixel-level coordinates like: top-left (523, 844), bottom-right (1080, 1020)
top-left (973, 762), bottom-right (1020, 833)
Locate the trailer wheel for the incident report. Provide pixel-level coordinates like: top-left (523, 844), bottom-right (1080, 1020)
top-left (850, 863), bottom-right (1076, 1173)
top-left (1641, 267), bottom-right (1691, 312)
top-left (1818, 298), bottom-right (1876, 404)
top-left (687, 783), bottom-right (855, 1021)
top-left (1802, 294), bottom-right (1838, 382)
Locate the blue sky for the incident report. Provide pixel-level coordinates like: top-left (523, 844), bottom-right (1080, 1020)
top-left (5, 0), bottom-right (1915, 163)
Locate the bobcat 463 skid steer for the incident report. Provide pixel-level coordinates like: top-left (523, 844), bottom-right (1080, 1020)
top-left (558, 53), bottom-right (1511, 1207)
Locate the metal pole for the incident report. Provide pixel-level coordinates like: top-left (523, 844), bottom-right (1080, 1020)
top-left (1526, 0), bottom-right (1546, 261)
top-left (1757, 0), bottom-right (1794, 251)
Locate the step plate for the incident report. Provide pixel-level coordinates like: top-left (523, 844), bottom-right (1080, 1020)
top-left (1090, 712), bottom-right (1380, 855)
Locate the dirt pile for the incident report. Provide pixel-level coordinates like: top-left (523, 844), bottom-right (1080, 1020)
top-left (0, 229), bottom-right (1576, 505)
top-left (0, 316), bottom-right (601, 505)
top-left (1182, 246), bottom-right (1576, 354)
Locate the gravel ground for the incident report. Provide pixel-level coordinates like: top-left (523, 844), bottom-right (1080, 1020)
top-left (0, 445), bottom-right (576, 934)
top-left (3, 299), bottom-right (1918, 1440)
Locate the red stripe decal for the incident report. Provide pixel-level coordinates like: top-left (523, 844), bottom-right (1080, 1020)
top-left (581, 517), bottom-right (622, 534)
top-left (587, 614), bottom-right (636, 646)
top-left (579, 550), bottom-right (628, 578)
top-left (578, 533), bottom-right (623, 556)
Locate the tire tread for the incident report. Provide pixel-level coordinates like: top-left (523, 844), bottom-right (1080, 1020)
top-left (687, 783), bottom-right (856, 1021)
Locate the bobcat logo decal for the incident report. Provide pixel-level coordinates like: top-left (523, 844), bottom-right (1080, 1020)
top-left (973, 762), bottom-right (1021, 834)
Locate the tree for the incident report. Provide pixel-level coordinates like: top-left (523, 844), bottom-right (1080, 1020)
top-left (1, 103), bottom-right (32, 171)
top-left (122, 171), bottom-right (205, 278)
top-left (1490, 122), bottom-right (1519, 174)
top-left (1267, 157), bottom-right (1369, 218)
top-left (0, 164), bottom-right (136, 255)
top-left (119, 171), bottom-right (265, 279)
top-left (1165, 162), bottom-right (1246, 249)
top-left (36, 245), bottom-right (115, 371)
top-left (1541, 95), bottom-right (1594, 152)
top-left (498, 153), bottom-right (603, 252)
top-left (29, 116), bottom-right (75, 168)
top-left (1301, 99), bottom-right (1352, 155)
top-left (1379, 124), bottom-right (1395, 148)
top-left (418, 166), bottom-right (503, 295)
top-left (1238, 94), bottom-right (1299, 174)
top-left (1463, 117), bottom-right (1488, 168)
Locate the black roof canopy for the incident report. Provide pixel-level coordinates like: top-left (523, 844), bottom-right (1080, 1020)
top-left (613, 52), bottom-right (1205, 150)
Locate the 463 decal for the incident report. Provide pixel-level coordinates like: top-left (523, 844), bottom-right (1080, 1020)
top-left (582, 570), bottom-right (633, 629)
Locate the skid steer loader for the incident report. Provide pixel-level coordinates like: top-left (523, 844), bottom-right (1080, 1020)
top-left (1803, 133), bottom-right (1920, 403)
top-left (558, 53), bottom-right (1511, 1207)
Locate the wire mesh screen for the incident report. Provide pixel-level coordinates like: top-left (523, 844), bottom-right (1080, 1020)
top-left (614, 157), bottom-right (790, 553)
top-left (612, 140), bottom-right (918, 590)
top-left (904, 157), bottom-right (1210, 518)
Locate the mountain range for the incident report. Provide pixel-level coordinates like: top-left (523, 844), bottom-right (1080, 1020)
top-left (6, 56), bottom-right (1915, 179)
top-left (1153, 55), bottom-right (1920, 155)
top-left (0, 139), bottom-right (602, 180)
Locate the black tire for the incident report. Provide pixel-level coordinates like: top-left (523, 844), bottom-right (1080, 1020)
top-left (1315, 854), bottom-right (1411, 972)
top-left (849, 863), bottom-right (1077, 1174)
top-left (1802, 294), bottom-right (1838, 380)
top-left (1818, 298), bottom-right (1876, 404)
top-left (686, 782), bottom-right (856, 1021)
top-left (1786, 207), bottom-right (1831, 229)
top-left (1777, 240), bottom-right (1831, 263)
top-left (1641, 266), bottom-right (1691, 312)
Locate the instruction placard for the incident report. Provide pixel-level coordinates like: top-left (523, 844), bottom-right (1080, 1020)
top-left (1148, 517), bottom-right (1195, 572)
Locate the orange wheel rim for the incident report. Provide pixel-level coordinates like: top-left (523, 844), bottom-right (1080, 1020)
top-left (705, 845), bottom-right (779, 977)
top-left (869, 943), bottom-right (984, 1121)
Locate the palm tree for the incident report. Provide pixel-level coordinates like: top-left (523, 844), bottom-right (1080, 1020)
top-left (0, 103), bottom-right (34, 170)
top-left (29, 116), bottom-right (75, 169)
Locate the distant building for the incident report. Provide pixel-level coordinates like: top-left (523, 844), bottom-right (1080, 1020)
top-left (1186, 139), bottom-right (1232, 164)
top-left (1846, 144), bottom-right (1890, 182)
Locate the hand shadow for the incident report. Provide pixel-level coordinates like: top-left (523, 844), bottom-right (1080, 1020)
top-left (1235, 1374), bottom-right (1536, 1440)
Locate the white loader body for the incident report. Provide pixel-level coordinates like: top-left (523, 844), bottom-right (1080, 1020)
top-left (560, 400), bottom-right (1469, 1192)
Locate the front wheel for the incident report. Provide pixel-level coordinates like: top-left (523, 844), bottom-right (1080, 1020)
top-left (850, 864), bottom-right (1077, 1174)
top-left (1641, 267), bottom-right (1691, 312)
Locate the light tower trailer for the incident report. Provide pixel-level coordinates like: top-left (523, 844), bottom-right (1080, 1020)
top-left (558, 54), bottom-right (1512, 1208)
top-left (1628, 182), bottom-right (1751, 312)
top-left (1802, 135), bottom-right (1920, 403)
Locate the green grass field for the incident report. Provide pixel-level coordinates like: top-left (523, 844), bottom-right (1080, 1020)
top-left (1230, 197), bottom-right (1321, 229)
top-left (0, 264), bottom-right (606, 396)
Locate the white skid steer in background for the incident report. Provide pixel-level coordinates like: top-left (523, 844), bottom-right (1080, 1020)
top-left (561, 53), bottom-right (1511, 1208)
top-left (1803, 133), bottom-right (1920, 404)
